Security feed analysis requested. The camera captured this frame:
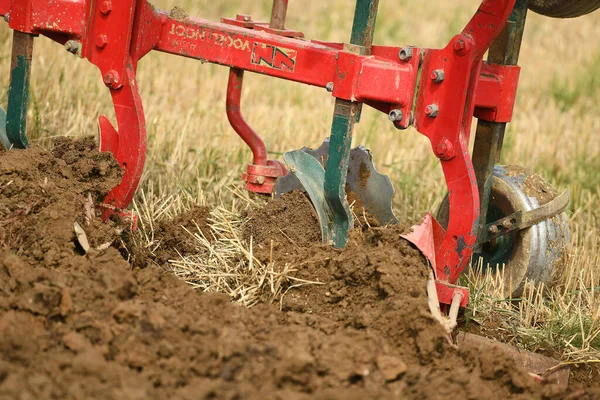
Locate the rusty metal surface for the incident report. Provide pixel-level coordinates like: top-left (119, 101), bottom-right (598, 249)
top-left (269, 0), bottom-right (288, 30)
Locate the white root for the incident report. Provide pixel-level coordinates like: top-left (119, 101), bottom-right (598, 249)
top-left (426, 270), bottom-right (463, 334)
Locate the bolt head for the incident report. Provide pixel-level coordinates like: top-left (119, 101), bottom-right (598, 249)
top-left (100, 0), bottom-right (112, 15)
top-left (64, 40), bottom-right (80, 54)
top-left (398, 47), bottom-right (413, 62)
top-left (453, 40), bottom-right (464, 52)
top-left (96, 34), bottom-right (108, 49)
top-left (435, 139), bottom-right (454, 161)
top-left (424, 104), bottom-right (439, 118)
top-left (501, 220), bottom-right (513, 229)
top-left (431, 69), bottom-right (444, 83)
top-left (453, 37), bottom-right (471, 56)
top-left (103, 70), bottom-right (120, 89)
top-left (388, 109), bottom-right (403, 122)
top-left (326, 82), bottom-right (334, 92)
top-left (488, 225), bottom-right (499, 234)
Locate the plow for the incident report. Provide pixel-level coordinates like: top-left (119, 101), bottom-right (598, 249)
top-left (0, 0), bottom-right (594, 324)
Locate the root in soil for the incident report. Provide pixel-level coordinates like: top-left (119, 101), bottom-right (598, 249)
top-left (0, 138), bottom-right (595, 399)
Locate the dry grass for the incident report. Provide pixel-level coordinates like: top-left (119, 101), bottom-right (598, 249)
top-left (1, 0), bottom-right (599, 360)
top-left (167, 205), bottom-right (322, 307)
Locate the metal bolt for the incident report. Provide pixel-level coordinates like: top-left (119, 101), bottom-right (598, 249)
top-left (501, 219), bottom-right (513, 229)
top-left (435, 139), bottom-right (454, 161)
top-left (244, 15), bottom-right (250, 21)
top-left (453, 37), bottom-right (471, 56)
top-left (255, 176), bottom-right (265, 185)
top-left (398, 47), bottom-right (413, 62)
top-left (103, 70), bottom-right (120, 89)
top-left (64, 40), bottom-right (80, 54)
top-left (100, 0), bottom-right (112, 15)
top-left (388, 109), bottom-right (403, 122)
top-left (96, 34), bottom-right (108, 49)
top-left (424, 104), bottom-right (439, 117)
top-left (488, 225), bottom-right (499, 234)
top-left (431, 69), bottom-right (445, 83)
top-left (326, 82), bottom-right (334, 92)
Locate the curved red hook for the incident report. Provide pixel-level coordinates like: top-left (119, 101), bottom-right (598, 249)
top-left (97, 59), bottom-right (147, 214)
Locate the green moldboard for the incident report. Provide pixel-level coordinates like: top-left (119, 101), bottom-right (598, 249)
top-left (6, 53), bottom-right (32, 149)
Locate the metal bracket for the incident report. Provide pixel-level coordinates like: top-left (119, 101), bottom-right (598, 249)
top-left (483, 189), bottom-right (569, 243)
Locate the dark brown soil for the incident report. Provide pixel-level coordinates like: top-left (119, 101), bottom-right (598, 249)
top-left (0, 137), bottom-right (125, 266)
top-left (461, 316), bottom-right (600, 393)
top-left (244, 190), bottom-right (321, 264)
top-left (0, 138), bottom-right (592, 399)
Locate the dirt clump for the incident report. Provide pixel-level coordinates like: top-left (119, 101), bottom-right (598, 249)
top-left (0, 140), bottom-right (577, 399)
top-left (244, 190), bottom-right (321, 263)
top-left (150, 206), bottom-right (211, 266)
top-left (0, 137), bottom-right (125, 266)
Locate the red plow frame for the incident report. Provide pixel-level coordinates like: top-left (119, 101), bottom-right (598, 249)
top-left (0, 0), bottom-right (523, 305)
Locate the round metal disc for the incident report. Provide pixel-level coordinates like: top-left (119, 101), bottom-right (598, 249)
top-left (437, 165), bottom-right (570, 298)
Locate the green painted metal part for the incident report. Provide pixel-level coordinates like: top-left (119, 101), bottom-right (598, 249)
top-left (0, 107), bottom-right (9, 150)
top-left (283, 150), bottom-right (331, 242)
top-left (324, 100), bottom-right (361, 246)
top-left (349, 0), bottom-right (379, 50)
top-left (5, 31), bottom-right (34, 149)
top-left (322, 0), bottom-right (379, 247)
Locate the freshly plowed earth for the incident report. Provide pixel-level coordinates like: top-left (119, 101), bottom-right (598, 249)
top-left (0, 138), bottom-right (587, 399)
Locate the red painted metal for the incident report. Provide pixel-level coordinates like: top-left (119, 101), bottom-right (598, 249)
top-left (226, 68), bottom-right (287, 194)
top-left (0, 0), bottom-right (522, 304)
top-left (226, 69), bottom-right (268, 167)
top-left (405, 0), bottom-right (516, 288)
top-left (474, 62), bottom-right (521, 122)
top-left (223, 8), bottom-right (291, 193)
top-left (436, 282), bottom-right (469, 308)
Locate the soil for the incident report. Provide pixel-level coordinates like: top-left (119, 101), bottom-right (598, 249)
top-left (243, 191), bottom-right (321, 264)
top-left (504, 164), bottom-right (558, 205)
top-left (0, 137), bottom-right (125, 265)
top-left (169, 6), bottom-right (189, 22)
top-left (0, 138), bottom-right (597, 399)
top-left (461, 316), bottom-right (600, 392)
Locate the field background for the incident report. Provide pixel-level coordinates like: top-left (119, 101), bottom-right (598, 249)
top-left (1, 1), bottom-right (599, 362)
